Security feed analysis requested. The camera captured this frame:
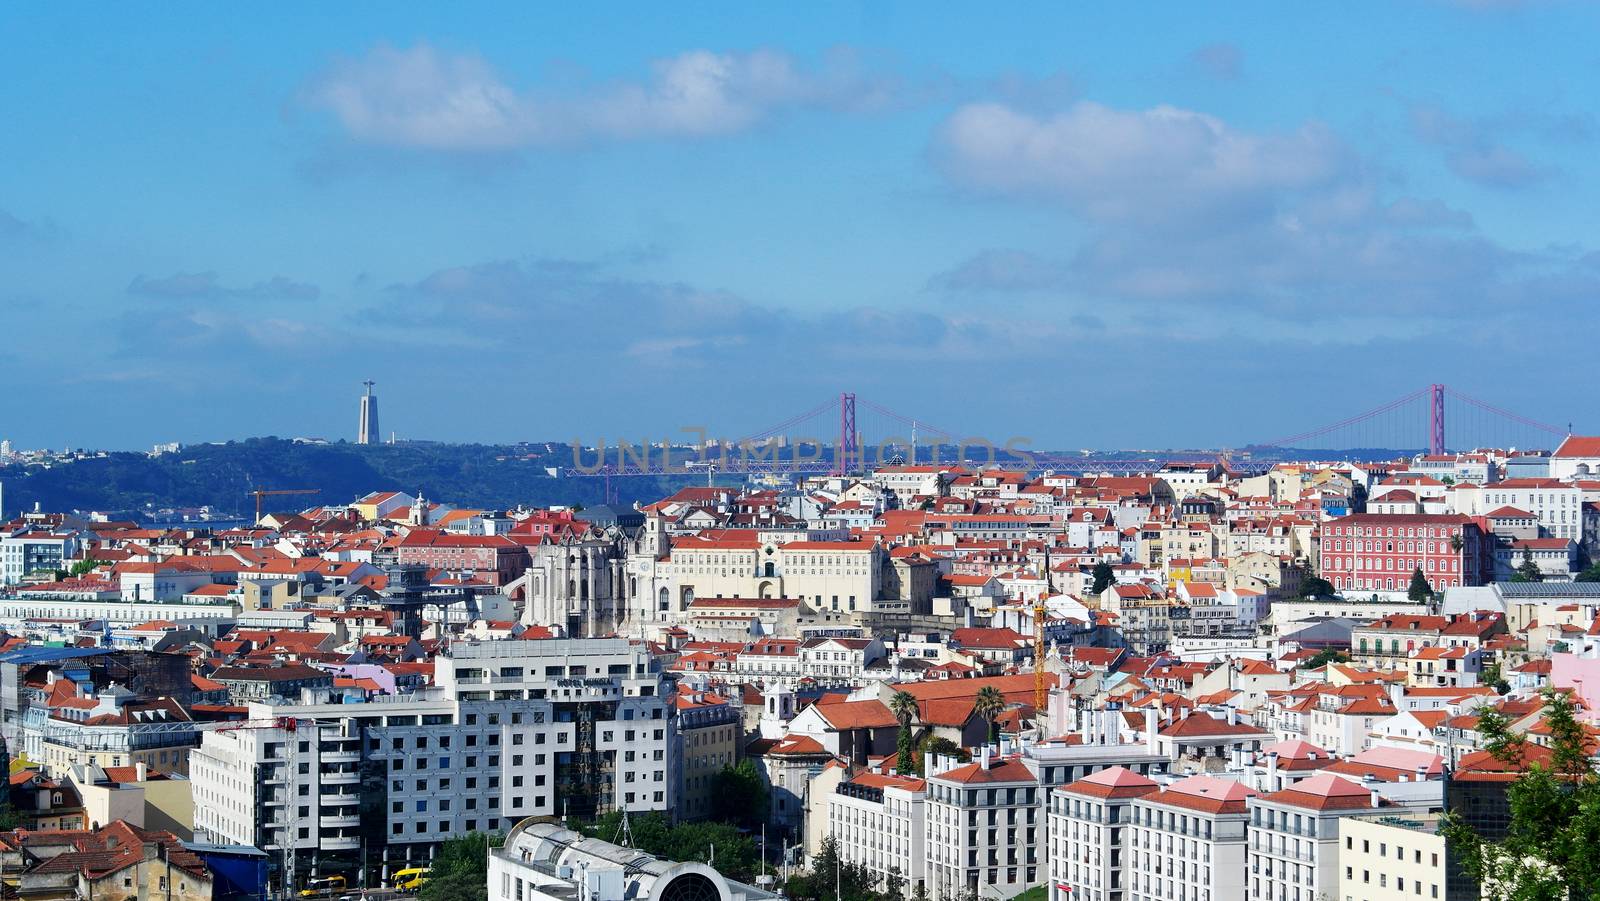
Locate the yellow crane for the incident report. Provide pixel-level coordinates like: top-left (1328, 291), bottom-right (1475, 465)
top-left (1035, 545), bottom-right (1051, 736)
top-left (247, 487), bottom-right (320, 523)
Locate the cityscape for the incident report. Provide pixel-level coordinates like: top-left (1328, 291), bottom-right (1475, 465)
top-left (4, 5), bottom-right (1599, 901)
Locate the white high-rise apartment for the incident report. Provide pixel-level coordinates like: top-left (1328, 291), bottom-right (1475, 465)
top-left (1049, 766), bottom-right (1160, 901)
top-left (1128, 775), bottom-right (1256, 901)
top-left (925, 754), bottom-right (1042, 900)
top-left (827, 771), bottom-right (927, 895)
top-left (192, 638), bottom-right (675, 876)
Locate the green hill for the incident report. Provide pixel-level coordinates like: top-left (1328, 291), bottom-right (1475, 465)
top-left (0, 438), bottom-right (697, 519)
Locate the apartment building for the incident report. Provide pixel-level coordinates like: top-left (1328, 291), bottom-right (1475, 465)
top-left (926, 755), bottom-right (1041, 900)
top-left (1337, 812), bottom-right (1447, 901)
top-left (1048, 766), bottom-right (1159, 901)
top-left (828, 771), bottom-right (927, 895)
top-left (675, 690), bottom-right (741, 822)
top-left (1452, 478), bottom-right (1584, 541)
top-left (1245, 773), bottom-right (1397, 901)
top-left (192, 638), bottom-right (675, 876)
top-left (191, 716), bottom-right (365, 864)
top-left (1316, 514), bottom-right (1486, 592)
top-left (1127, 775), bottom-right (1255, 901)
top-left (38, 687), bottom-right (197, 777)
top-left (0, 530), bottom-right (80, 585)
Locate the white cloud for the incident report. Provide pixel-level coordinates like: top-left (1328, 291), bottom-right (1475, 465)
top-left (933, 101), bottom-right (1347, 227)
top-left (929, 97), bottom-right (1598, 318)
top-left (303, 43), bottom-right (893, 150)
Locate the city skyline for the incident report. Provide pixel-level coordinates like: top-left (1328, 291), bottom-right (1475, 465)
top-left (3, 2), bottom-right (1598, 450)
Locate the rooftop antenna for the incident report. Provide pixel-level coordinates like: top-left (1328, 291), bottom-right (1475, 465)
top-left (614, 806), bottom-right (636, 849)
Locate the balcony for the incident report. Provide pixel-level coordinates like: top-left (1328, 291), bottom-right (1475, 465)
top-left (320, 834), bottom-right (361, 851)
top-left (320, 812), bottom-right (361, 829)
top-left (320, 748), bottom-right (361, 764)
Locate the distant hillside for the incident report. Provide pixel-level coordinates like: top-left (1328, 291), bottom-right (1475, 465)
top-left (0, 438), bottom-right (696, 519)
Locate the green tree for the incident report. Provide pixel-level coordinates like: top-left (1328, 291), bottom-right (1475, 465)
top-left (890, 690), bottom-right (919, 775)
top-left (973, 686), bottom-right (1006, 744)
top-left (1296, 562), bottom-right (1335, 599)
top-left (1513, 546), bottom-right (1544, 583)
top-left (710, 759), bottom-right (770, 829)
top-left (1090, 561), bottom-right (1116, 595)
top-left (884, 865), bottom-right (906, 901)
top-left (579, 812), bottom-right (760, 884)
top-left (1407, 568), bottom-right (1433, 602)
top-left (1481, 661), bottom-right (1510, 694)
top-left (68, 557), bottom-right (106, 577)
top-left (1576, 562), bottom-right (1600, 583)
top-left (1441, 688), bottom-right (1600, 901)
top-left (418, 832), bottom-right (502, 901)
top-left (914, 734), bottom-right (969, 776)
top-left (1304, 648), bottom-right (1349, 670)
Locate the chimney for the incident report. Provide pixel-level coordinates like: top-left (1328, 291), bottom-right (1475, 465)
top-left (1144, 711), bottom-right (1158, 752)
top-left (135, 762), bottom-right (147, 782)
top-left (980, 746), bottom-right (992, 770)
top-left (1370, 788), bottom-right (1382, 808)
top-left (1227, 706), bottom-right (1239, 726)
top-left (1266, 752), bottom-right (1279, 788)
top-left (1415, 764), bottom-right (1429, 781)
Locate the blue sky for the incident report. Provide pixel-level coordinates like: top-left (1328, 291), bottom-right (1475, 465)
top-left (1, 1), bottom-right (1596, 451)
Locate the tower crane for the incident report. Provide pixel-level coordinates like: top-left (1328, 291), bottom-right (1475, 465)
top-left (1035, 545), bottom-right (1051, 740)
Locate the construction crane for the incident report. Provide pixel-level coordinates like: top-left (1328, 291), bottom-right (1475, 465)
top-left (247, 488), bottom-right (320, 523)
top-left (1034, 545), bottom-right (1051, 739)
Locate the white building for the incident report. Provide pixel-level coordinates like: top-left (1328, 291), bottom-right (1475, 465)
top-left (827, 771), bottom-right (927, 895)
top-left (1048, 766), bottom-right (1160, 901)
top-left (1245, 773), bottom-right (1401, 901)
top-left (1450, 478), bottom-right (1584, 542)
top-left (490, 819), bottom-right (776, 901)
top-left (926, 754), bottom-right (1042, 899)
top-left (1337, 811), bottom-right (1447, 901)
top-left (1128, 775), bottom-right (1255, 901)
top-left (192, 638), bottom-right (675, 872)
top-left (1, 531), bottom-right (80, 585)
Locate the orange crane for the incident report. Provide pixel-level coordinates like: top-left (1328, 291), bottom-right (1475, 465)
top-left (247, 487), bottom-right (320, 523)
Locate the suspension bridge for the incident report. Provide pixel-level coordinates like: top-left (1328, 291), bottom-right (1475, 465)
top-left (562, 383), bottom-right (1572, 479)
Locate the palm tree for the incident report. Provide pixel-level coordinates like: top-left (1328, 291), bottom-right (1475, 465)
top-left (890, 690), bottom-right (919, 774)
top-left (973, 686), bottom-right (1006, 745)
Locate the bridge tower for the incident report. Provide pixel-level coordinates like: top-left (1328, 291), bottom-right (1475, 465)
top-left (1430, 383), bottom-right (1446, 455)
top-left (833, 392), bottom-right (860, 476)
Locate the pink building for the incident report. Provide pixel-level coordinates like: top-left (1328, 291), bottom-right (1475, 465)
top-left (1317, 513), bottom-right (1487, 592)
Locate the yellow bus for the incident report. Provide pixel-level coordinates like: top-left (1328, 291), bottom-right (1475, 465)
top-left (298, 876), bottom-right (347, 898)
top-left (391, 868), bottom-right (430, 893)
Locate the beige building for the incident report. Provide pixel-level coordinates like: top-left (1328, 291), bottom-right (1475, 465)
top-left (667, 535), bottom-right (888, 613)
top-left (674, 691), bottom-right (742, 822)
top-left (1337, 812), bottom-right (1447, 901)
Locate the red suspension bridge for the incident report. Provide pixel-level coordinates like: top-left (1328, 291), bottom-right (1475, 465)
top-left (563, 384), bottom-right (1571, 478)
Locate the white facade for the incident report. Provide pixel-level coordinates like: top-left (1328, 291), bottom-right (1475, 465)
top-left (192, 639), bottom-right (676, 861)
top-left (828, 775), bottom-right (927, 894)
top-left (926, 757), bottom-right (1042, 900)
top-left (1337, 813), bottom-right (1447, 901)
top-left (1126, 777), bottom-right (1253, 901)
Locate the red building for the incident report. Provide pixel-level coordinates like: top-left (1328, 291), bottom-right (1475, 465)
top-left (1317, 513), bottom-right (1487, 592)
top-left (394, 529), bottom-right (527, 586)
